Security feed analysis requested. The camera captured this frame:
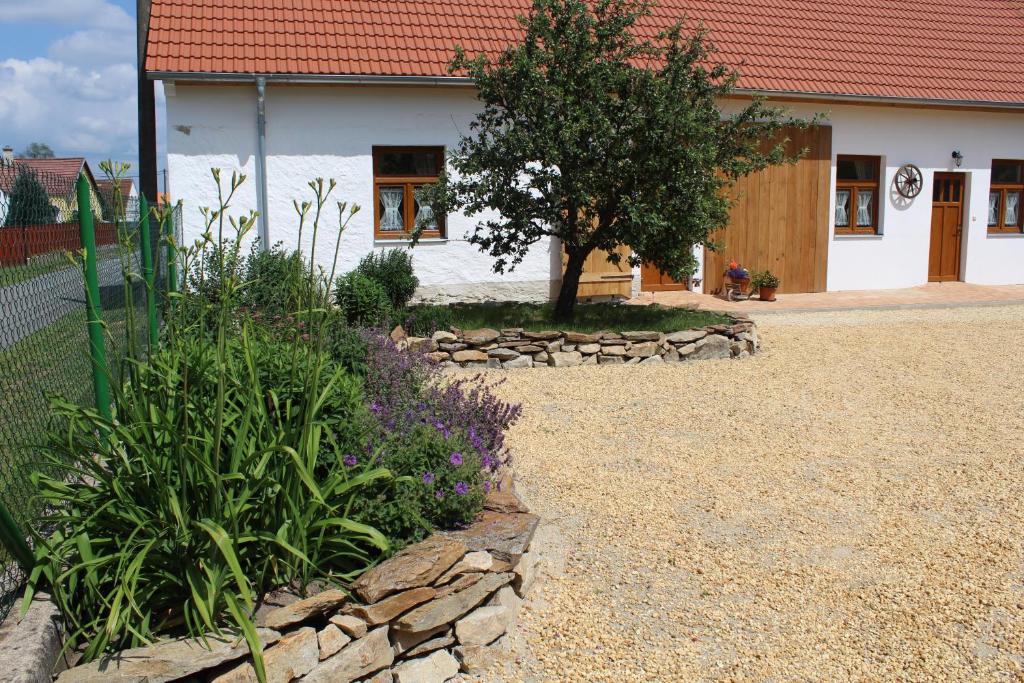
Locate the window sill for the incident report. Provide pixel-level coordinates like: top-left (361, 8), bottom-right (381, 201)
top-left (373, 236), bottom-right (449, 246)
top-left (986, 229), bottom-right (1024, 237)
top-left (834, 230), bottom-right (882, 239)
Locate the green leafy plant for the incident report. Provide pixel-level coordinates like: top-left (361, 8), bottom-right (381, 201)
top-left (241, 240), bottom-right (312, 317)
top-left (402, 305), bottom-right (455, 337)
top-left (25, 171), bottom-right (386, 680)
top-left (334, 271), bottom-right (393, 327)
top-left (354, 424), bottom-right (487, 546)
top-left (355, 249), bottom-right (419, 310)
top-left (751, 270), bottom-right (780, 289)
top-left (418, 0), bottom-right (816, 319)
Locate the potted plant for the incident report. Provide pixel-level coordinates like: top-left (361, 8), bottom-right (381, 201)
top-left (751, 270), bottom-right (780, 301)
top-left (724, 261), bottom-right (751, 294)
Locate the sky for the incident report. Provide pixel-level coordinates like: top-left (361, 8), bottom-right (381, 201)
top-left (0, 0), bottom-right (165, 186)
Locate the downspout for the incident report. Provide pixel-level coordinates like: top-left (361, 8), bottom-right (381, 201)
top-left (255, 76), bottom-right (270, 250)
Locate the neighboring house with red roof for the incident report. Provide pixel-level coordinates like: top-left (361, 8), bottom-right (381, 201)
top-left (144, 0), bottom-right (1024, 298)
top-left (96, 177), bottom-right (140, 221)
top-left (0, 151), bottom-right (105, 225)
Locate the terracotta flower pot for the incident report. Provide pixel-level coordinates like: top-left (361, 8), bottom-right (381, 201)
top-left (759, 286), bottom-right (777, 302)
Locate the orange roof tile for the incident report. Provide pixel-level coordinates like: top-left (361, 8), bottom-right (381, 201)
top-left (146, 0), bottom-right (1024, 104)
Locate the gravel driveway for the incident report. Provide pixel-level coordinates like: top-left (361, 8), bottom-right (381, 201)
top-left (493, 304), bottom-right (1024, 682)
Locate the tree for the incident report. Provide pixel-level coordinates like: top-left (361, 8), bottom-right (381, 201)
top-left (4, 167), bottom-right (57, 226)
top-left (20, 142), bottom-right (55, 159)
top-left (420, 0), bottom-right (813, 318)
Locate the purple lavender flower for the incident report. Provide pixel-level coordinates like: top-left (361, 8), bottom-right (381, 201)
top-left (370, 401), bottom-right (384, 415)
top-left (435, 488), bottom-right (445, 500)
top-left (482, 480), bottom-right (491, 493)
top-left (343, 454), bottom-right (358, 467)
top-left (449, 452), bottom-right (463, 467)
top-left (422, 471), bottom-right (436, 485)
top-left (455, 481), bottom-right (469, 496)
top-left (481, 455), bottom-right (495, 471)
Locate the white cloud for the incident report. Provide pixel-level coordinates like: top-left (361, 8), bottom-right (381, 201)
top-left (0, 0), bottom-right (162, 171)
top-left (0, 57), bottom-right (138, 156)
top-left (50, 29), bottom-right (137, 67)
top-left (0, 0), bottom-right (133, 31)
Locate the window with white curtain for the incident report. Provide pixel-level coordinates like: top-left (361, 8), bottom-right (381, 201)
top-left (835, 155), bottom-right (880, 234)
top-left (988, 160), bottom-right (1024, 233)
top-left (373, 147), bottom-right (445, 238)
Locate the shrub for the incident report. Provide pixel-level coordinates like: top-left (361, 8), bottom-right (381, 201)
top-left (241, 240), bottom-right (311, 316)
top-left (334, 271), bottom-right (393, 327)
top-left (26, 172), bottom-right (381, 680)
top-left (324, 320), bottom-right (370, 376)
top-left (355, 249), bottom-right (419, 310)
top-left (359, 333), bottom-right (521, 470)
top-left (402, 305), bottom-right (455, 337)
top-left (352, 424), bottom-right (486, 544)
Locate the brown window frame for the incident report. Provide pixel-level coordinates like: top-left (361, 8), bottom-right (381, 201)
top-left (988, 159), bottom-right (1024, 234)
top-left (372, 146), bottom-right (445, 239)
top-left (834, 155), bottom-right (881, 235)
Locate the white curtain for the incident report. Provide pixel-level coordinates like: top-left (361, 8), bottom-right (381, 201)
top-left (857, 190), bottom-right (873, 226)
top-left (415, 202), bottom-right (436, 231)
top-left (379, 187), bottom-right (404, 231)
top-left (989, 192), bottom-right (1000, 226)
top-left (1006, 192), bottom-right (1020, 226)
top-left (835, 190), bottom-right (850, 226)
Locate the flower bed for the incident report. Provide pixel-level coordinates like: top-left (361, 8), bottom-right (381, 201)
top-left (394, 313), bottom-right (759, 369)
top-left (54, 475), bottom-right (540, 683)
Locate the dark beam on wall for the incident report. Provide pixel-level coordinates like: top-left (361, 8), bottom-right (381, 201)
top-left (137, 0), bottom-right (158, 203)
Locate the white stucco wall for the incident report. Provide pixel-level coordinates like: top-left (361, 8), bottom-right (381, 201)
top-left (771, 101), bottom-right (1024, 290)
top-left (166, 84), bottom-right (1024, 299)
top-left (166, 84), bottom-right (558, 303)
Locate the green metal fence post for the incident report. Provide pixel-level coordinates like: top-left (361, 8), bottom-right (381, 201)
top-left (0, 502), bottom-right (32, 570)
top-left (78, 173), bottom-right (113, 423)
top-left (163, 206), bottom-right (178, 294)
top-left (137, 195), bottom-right (159, 350)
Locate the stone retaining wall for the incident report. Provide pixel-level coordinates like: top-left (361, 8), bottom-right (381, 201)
top-left (396, 314), bottom-right (759, 369)
top-left (55, 476), bottom-right (541, 683)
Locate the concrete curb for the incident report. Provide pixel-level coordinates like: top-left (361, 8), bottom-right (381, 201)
top-left (0, 593), bottom-right (64, 683)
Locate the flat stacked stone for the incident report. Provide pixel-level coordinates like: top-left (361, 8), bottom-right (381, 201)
top-left (431, 314), bottom-right (758, 368)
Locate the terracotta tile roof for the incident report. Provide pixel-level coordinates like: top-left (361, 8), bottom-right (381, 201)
top-left (0, 158), bottom-right (91, 199)
top-left (146, 0), bottom-right (1024, 104)
top-left (96, 178), bottom-right (136, 200)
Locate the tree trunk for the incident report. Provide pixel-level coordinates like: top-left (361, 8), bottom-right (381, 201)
top-left (554, 247), bottom-right (588, 320)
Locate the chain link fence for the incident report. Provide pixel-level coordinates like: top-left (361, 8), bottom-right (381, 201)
top-left (0, 164), bottom-right (180, 619)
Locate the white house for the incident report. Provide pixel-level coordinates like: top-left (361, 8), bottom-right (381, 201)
top-left (144, 0), bottom-right (1024, 299)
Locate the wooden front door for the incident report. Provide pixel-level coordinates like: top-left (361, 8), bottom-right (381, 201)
top-left (703, 125), bottom-right (833, 294)
top-left (640, 262), bottom-right (688, 292)
top-left (929, 173), bottom-right (964, 282)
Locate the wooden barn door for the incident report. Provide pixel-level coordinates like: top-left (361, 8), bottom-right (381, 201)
top-left (704, 125), bottom-right (833, 294)
top-left (562, 244), bottom-right (633, 299)
top-left (640, 262), bottom-right (688, 292)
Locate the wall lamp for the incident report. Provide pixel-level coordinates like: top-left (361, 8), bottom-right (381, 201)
top-left (952, 150), bottom-right (964, 168)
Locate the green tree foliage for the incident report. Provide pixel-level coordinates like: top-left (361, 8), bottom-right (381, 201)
top-left (19, 142), bottom-right (55, 159)
top-left (4, 167), bottom-right (57, 226)
top-left (421, 0), bottom-right (813, 318)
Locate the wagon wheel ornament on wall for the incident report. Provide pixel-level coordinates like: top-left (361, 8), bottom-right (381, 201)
top-left (894, 164), bottom-right (923, 199)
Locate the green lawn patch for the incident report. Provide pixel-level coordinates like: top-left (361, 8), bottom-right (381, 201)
top-left (408, 302), bottom-right (730, 334)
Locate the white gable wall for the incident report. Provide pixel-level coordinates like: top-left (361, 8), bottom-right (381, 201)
top-left (166, 84), bottom-right (558, 303)
top-left (166, 84), bottom-right (1024, 299)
